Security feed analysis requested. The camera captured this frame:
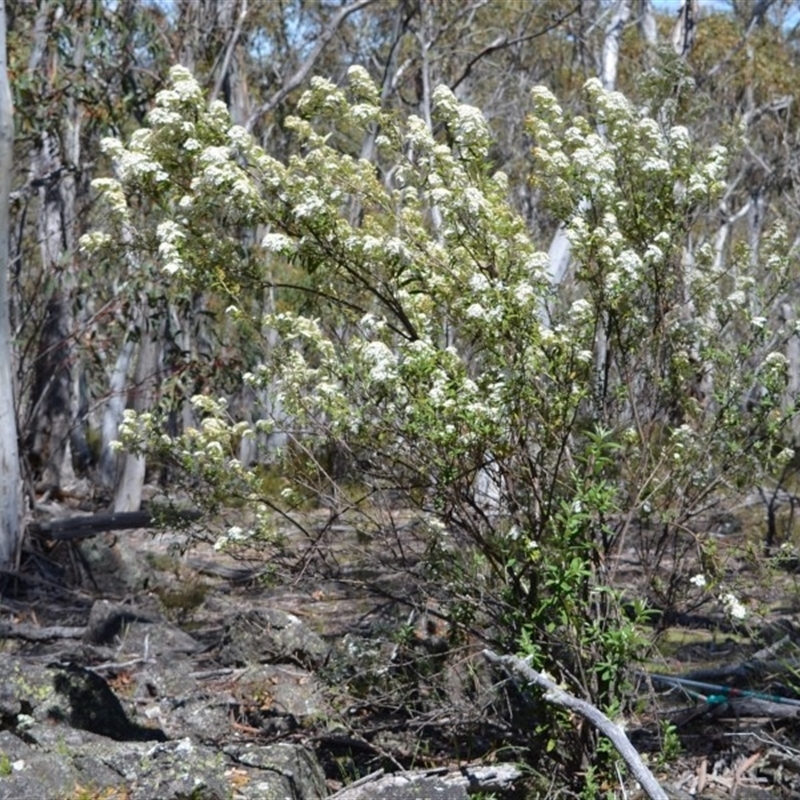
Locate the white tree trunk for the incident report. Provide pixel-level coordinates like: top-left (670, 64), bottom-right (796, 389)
top-left (0, 0), bottom-right (22, 568)
top-left (638, 0), bottom-right (658, 48)
top-left (601, 0), bottom-right (632, 91)
top-left (671, 0), bottom-right (699, 57)
top-left (113, 307), bottom-right (161, 512)
top-left (98, 339), bottom-right (135, 488)
top-left (781, 302), bottom-right (800, 438)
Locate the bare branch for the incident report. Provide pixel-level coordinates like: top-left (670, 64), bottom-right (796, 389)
top-left (483, 649), bottom-right (670, 800)
top-left (245, 0), bottom-right (379, 131)
top-left (451, 5), bottom-right (580, 93)
top-left (210, 0), bottom-right (248, 104)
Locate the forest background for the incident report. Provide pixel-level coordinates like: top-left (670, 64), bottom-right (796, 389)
top-left (3, 0), bottom-right (800, 793)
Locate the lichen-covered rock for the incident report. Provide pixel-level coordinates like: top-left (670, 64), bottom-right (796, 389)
top-left (48, 662), bottom-right (167, 741)
top-left (0, 721), bottom-right (328, 800)
top-left (0, 728), bottom-right (83, 800)
top-left (155, 662), bottom-right (325, 743)
top-left (222, 741), bottom-right (328, 800)
top-left (218, 608), bottom-right (330, 667)
top-left (123, 738), bottom-right (230, 800)
top-left (83, 598), bottom-right (202, 657)
top-left (78, 533), bottom-right (154, 595)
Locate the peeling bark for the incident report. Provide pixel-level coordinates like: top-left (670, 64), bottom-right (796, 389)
top-left (0, 0), bottom-right (21, 568)
top-left (113, 305), bottom-right (162, 513)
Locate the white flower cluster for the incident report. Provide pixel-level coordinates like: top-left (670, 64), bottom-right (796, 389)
top-left (347, 65), bottom-right (380, 104)
top-left (78, 230), bottom-right (112, 253)
top-left (157, 220), bottom-right (187, 276)
top-left (100, 134), bottom-right (168, 184)
top-left (527, 77), bottom-right (730, 325)
top-left (433, 85), bottom-right (490, 150)
top-left (361, 340), bottom-right (398, 383)
top-left (719, 592), bottom-right (747, 621)
top-left (214, 524), bottom-right (253, 552)
top-left (112, 409), bottom-right (155, 453)
top-left (689, 574), bottom-right (747, 621)
top-left (764, 351), bottom-right (788, 369)
top-left (87, 177), bottom-right (129, 222)
top-left (669, 423), bottom-right (697, 465)
top-left (262, 232), bottom-right (297, 256)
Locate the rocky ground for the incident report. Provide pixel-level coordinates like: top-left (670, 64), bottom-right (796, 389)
top-left (3, 501), bottom-right (800, 799)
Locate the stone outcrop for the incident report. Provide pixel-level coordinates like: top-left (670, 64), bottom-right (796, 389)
top-left (0, 591), bottom-right (523, 800)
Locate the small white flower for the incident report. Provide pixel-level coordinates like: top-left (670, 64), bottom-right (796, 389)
top-left (726, 290), bottom-right (746, 307)
top-left (513, 283), bottom-right (535, 305)
top-left (262, 232), bottom-right (295, 254)
top-left (776, 447), bottom-right (795, 465)
top-left (363, 340), bottom-right (397, 382)
top-left (468, 274), bottom-right (490, 294)
top-left (765, 352), bottom-right (788, 367)
top-left (720, 592), bottom-right (747, 620)
top-left (689, 574), bottom-right (706, 588)
top-left (570, 298), bottom-right (592, 317)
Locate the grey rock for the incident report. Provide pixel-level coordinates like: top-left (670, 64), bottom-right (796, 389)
top-left (218, 608), bottom-right (330, 667)
top-left (83, 599), bottom-right (155, 645)
top-left (47, 662), bottom-right (167, 741)
top-left (83, 598), bottom-right (202, 658)
top-left (125, 738), bottom-right (230, 800)
top-left (78, 534), bottom-right (154, 594)
top-left (224, 742), bottom-right (328, 799)
top-left (0, 729), bottom-right (82, 800)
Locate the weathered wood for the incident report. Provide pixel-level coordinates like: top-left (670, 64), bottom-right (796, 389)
top-left (329, 764), bottom-right (523, 799)
top-left (28, 509), bottom-right (201, 541)
top-left (0, 0), bottom-right (22, 570)
top-left (484, 649), bottom-right (669, 800)
top-left (721, 697), bottom-right (800, 719)
top-left (0, 621), bottom-right (85, 640)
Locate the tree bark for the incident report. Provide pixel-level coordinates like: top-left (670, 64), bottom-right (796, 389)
top-left (24, 4), bottom-right (89, 493)
top-left (0, 0), bottom-right (22, 569)
top-left (601, 0), bottom-right (632, 92)
top-left (98, 339), bottom-right (135, 488)
top-left (113, 303), bottom-right (162, 512)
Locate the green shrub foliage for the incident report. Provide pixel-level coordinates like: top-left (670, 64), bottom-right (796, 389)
top-left (86, 65), bottom-right (798, 765)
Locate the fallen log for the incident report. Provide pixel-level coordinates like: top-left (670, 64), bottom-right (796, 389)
top-left (329, 764), bottom-right (523, 799)
top-left (27, 509), bottom-right (202, 541)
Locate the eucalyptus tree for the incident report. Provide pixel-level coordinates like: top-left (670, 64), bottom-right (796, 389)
top-left (0, 0), bottom-right (20, 569)
top-left (6, 0), bottom-right (170, 503)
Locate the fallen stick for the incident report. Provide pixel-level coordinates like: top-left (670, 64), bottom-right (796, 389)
top-left (0, 621), bottom-right (85, 640)
top-left (483, 649), bottom-right (669, 800)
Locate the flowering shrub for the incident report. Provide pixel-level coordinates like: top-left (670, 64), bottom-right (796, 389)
top-left (85, 65), bottom-right (798, 772)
